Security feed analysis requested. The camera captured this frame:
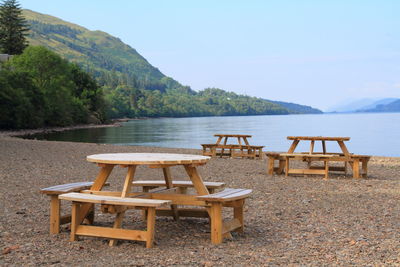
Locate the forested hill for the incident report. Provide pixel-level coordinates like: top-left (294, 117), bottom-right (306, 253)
top-left (23, 9), bottom-right (181, 90)
top-left (21, 9), bottom-right (322, 119)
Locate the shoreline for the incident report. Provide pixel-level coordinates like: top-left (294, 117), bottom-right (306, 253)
top-left (0, 118), bottom-right (129, 138)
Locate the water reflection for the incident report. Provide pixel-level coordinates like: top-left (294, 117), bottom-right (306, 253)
top-left (23, 113), bottom-right (400, 157)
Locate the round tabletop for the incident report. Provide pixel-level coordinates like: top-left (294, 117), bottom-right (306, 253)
top-left (87, 153), bottom-right (211, 165)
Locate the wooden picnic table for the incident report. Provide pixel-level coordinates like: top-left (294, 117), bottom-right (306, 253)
top-left (58, 153), bottom-right (251, 246)
top-left (202, 134), bottom-right (264, 159)
top-left (266, 136), bottom-right (370, 179)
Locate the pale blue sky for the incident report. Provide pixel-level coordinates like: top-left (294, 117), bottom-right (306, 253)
top-left (18, 0), bottom-right (400, 110)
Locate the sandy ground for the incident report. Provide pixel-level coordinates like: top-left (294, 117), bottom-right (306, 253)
top-left (0, 135), bottom-right (400, 266)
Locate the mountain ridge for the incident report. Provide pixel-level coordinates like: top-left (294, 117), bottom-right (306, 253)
top-left (21, 9), bottom-right (322, 116)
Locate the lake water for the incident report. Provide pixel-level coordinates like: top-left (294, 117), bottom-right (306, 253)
top-left (24, 113), bottom-right (400, 157)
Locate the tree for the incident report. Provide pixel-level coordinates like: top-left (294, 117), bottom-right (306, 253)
top-left (0, 0), bottom-right (29, 55)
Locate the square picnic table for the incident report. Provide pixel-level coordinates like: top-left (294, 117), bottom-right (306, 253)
top-left (201, 134), bottom-right (264, 159)
top-left (266, 136), bottom-right (370, 179)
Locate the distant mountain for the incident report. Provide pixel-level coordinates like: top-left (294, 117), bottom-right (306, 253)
top-left (269, 100), bottom-right (322, 114)
top-left (361, 99), bottom-right (400, 112)
top-left (327, 98), bottom-right (398, 113)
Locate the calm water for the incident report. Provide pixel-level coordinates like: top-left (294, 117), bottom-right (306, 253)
top-left (24, 113), bottom-right (400, 157)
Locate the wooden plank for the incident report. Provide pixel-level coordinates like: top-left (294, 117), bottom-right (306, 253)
top-left (132, 180), bottom-right (225, 189)
top-left (41, 182), bottom-right (95, 195)
top-left (222, 218), bottom-right (242, 235)
top-left (287, 136), bottom-right (350, 141)
top-left (86, 153), bottom-right (210, 166)
top-left (59, 193), bottom-right (170, 207)
top-left (155, 208), bottom-right (209, 218)
top-left (150, 193), bottom-right (206, 206)
top-left (214, 134), bottom-right (252, 138)
top-left (197, 188), bottom-right (252, 202)
top-left (80, 190), bottom-right (148, 198)
top-left (75, 225), bottom-right (147, 241)
top-left (287, 169), bottom-right (326, 175)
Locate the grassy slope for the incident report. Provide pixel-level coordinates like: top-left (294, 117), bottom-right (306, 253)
top-left (23, 9), bottom-right (168, 84)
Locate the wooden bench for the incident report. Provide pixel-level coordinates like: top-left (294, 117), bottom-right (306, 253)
top-left (197, 188), bottom-right (252, 244)
top-left (231, 145), bottom-right (264, 159)
top-left (266, 152), bottom-right (286, 175)
top-left (58, 192), bottom-right (171, 248)
top-left (132, 180), bottom-right (225, 194)
top-left (201, 144), bottom-right (218, 157)
top-left (281, 153), bottom-right (371, 179)
top-left (202, 144), bottom-right (264, 159)
top-left (40, 182), bottom-right (109, 234)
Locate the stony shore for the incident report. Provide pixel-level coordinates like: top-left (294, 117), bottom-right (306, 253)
top-left (1, 134), bottom-right (399, 266)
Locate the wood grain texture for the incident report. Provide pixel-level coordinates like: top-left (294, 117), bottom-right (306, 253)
top-left (86, 153), bottom-right (210, 165)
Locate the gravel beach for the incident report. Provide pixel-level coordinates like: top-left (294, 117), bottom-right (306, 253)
top-left (1, 135), bottom-right (399, 266)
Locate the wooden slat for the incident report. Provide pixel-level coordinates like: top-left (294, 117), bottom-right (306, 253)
top-left (287, 169), bottom-right (326, 175)
top-left (132, 180), bottom-right (225, 189)
top-left (222, 218), bottom-right (242, 234)
top-left (149, 193), bottom-right (206, 206)
top-left (41, 182), bottom-right (96, 195)
top-left (155, 208), bottom-right (209, 218)
top-left (281, 153), bottom-right (337, 158)
top-left (197, 188), bottom-right (252, 202)
top-left (75, 225), bottom-right (147, 241)
top-left (59, 193), bottom-right (170, 207)
top-left (214, 134), bottom-right (252, 138)
top-left (287, 136), bottom-right (350, 141)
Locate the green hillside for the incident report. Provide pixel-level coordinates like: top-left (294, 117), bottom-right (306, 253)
top-left (23, 9), bottom-right (180, 89)
top-left (21, 9), bottom-right (322, 119)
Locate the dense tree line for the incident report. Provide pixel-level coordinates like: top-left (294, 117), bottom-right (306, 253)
top-left (102, 85), bottom-right (289, 119)
top-left (0, 46), bottom-right (106, 128)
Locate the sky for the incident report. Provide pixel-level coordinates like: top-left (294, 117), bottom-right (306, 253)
top-left (17, 0), bottom-right (400, 111)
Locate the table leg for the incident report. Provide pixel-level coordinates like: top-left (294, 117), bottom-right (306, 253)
top-left (210, 202), bottom-right (223, 244)
top-left (267, 156), bottom-right (275, 175)
top-left (285, 157), bottom-right (289, 177)
top-left (109, 165), bottom-right (137, 246)
top-left (310, 140), bottom-right (315, 154)
top-left (184, 165), bottom-right (209, 195)
top-left (78, 164), bottom-right (115, 224)
top-left (324, 161), bottom-right (329, 179)
top-left (109, 211), bottom-right (125, 246)
top-left (337, 141), bottom-right (350, 156)
top-left (361, 158), bottom-right (369, 178)
top-left (220, 137), bottom-right (228, 157)
top-left (288, 140), bottom-right (299, 153)
top-left (163, 167), bottom-right (179, 220)
top-left (353, 159), bottom-right (360, 178)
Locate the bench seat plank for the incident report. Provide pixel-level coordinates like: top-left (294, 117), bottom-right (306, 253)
top-left (59, 192), bottom-right (171, 207)
top-left (40, 182), bottom-right (95, 195)
top-left (197, 188), bottom-right (252, 202)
